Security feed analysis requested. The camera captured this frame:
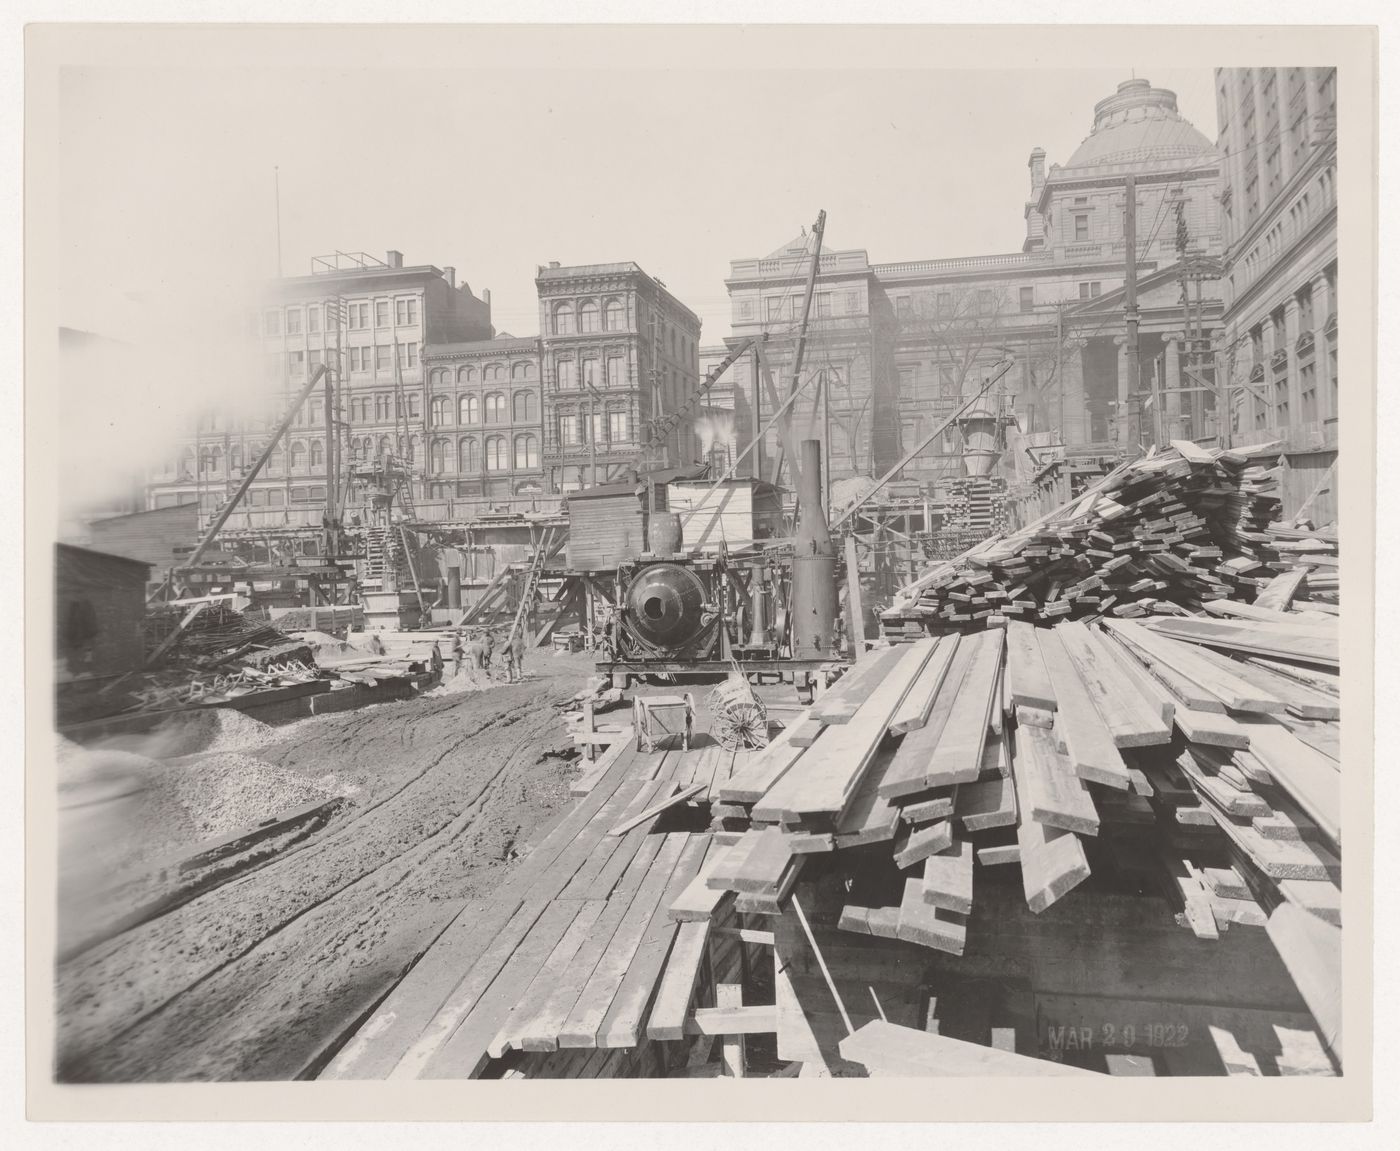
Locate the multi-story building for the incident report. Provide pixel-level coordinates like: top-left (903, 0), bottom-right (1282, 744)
top-left (724, 79), bottom-right (1226, 489)
top-left (1214, 68), bottom-right (1338, 452)
top-left (536, 261), bottom-right (702, 492)
top-left (145, 250), bottom-right (495, 530)
top-left (420, 336), bottom-right (546, 500)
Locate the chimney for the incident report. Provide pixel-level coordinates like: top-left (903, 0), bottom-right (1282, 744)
top-left (549, 261), bottom-right (561, 269)
top-left (482, 288), bottom-right (491, 305)
top-left (442, 266), bottom-right (455, 287)
top-left (1028, 147), bottom-right (1046, 191)
top-left (386, 250), bottom-right (404, 269)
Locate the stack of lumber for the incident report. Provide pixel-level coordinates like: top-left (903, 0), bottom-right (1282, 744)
top-left (882, 440), bottom-right (1339, 638)
top-left (944, 476), bottom-right (1009, 536)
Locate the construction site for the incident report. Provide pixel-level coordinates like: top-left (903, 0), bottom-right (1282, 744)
top-left (51, 192), bottom-right (1346, 1086)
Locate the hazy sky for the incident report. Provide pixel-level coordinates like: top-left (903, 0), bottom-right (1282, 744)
top-left (61, 65), bottom-right (1217, 343)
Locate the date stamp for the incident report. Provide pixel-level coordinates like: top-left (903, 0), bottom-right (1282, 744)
top-left (1045, 1022), bottom-right (1191, 1053)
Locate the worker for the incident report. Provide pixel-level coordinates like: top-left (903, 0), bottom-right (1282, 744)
top-left (450, 631), bottom-right (465, 678)
top-left (510, 627), bottom-right (527, 681)
top-left (493, 632), bottom-right (517, 684)
top-left (368, 632), bottom-right (386, 656)
top-left (467, 630), bottom-right (490, 677)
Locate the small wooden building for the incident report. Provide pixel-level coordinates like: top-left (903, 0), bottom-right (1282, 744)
top-left (563, 467), bottom-right (704, 572)
top-left (86, 501), bottom-right (199, 582)
top-left (664, 478), bottom-right (784, 553)
top-left (55, 543), bottom-right (152, 679)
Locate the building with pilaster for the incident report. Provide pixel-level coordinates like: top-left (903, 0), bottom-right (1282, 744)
top-left (536, 261), bottom-right (702, 492)
top-left (1214, 68), bottom-right (1337, 452)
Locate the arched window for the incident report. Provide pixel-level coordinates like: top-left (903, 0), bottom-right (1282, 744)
top-left (289, 441), bottom-right (306, 471)
top-left (512, 391), bottom-right (539, 423)
top-left (486, 363), bottom-right (504, 382)
top-left (178, 447), bottom-right (194, 479)
top-left (228, 444), bottom-right (243, 473)
top-left (514, 434), bottom-right (539, 470)
top-left (431, 395), bottom-right (451, 425)
top-left (459, 437), bottom-right (479, 473)
top-left (377, 435), bottom-right (391, 461)
top-left (409, 435), bottom-right (421, 465)
top-left (604, 299), bottom-right (625, 331)
top-left (459, 365), bottom-right (475, 383)
top-left (268, 445), bottom-right (284, 474)
top-left (430, 368), bottom-right (448, 386)
top-left (553, 302), bottom-right (574, 335)
top-left (310, 440), bottom-right (324, 467)
top-left (511, 361), bottom-right (531, 380)
top-left (459, 394), bottom-right (479, 423)
top-left (485, 392), bottom-right (507, 423)
top-left (430, 438), bottom-right (447, 474)
top-left (579, 301), bottom-right (600, 332)
top-left (485, 435), bottom-right (507, 471)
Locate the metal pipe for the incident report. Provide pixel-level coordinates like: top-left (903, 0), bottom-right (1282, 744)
top-left (1124, 174), bottom-right (1141, 448)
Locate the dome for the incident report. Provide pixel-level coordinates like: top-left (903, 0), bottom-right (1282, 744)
top-left (1063, 79), bottom-right (1216, 170)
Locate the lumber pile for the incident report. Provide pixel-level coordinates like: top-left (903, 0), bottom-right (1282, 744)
top-left (944, 476), bottom-right (1009, 536)
top-left (882, 440), bottom-right (1339, 637)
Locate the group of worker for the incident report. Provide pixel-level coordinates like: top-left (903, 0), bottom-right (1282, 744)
top-left (449, 626), bottom-right (526, 684)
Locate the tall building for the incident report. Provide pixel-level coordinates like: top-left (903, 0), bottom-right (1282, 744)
top-left (145, 250), bottom-right (494, 531)
top-left (724, 78), bottom-right (1226, 489)
top-left (1214, 68), bottom-right (1338, 452)
top-left (536, 261), bottom-right (702, 492)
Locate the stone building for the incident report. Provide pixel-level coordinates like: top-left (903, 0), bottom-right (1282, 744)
top-left (420, 336), bottom-right (546, 502)
top-left (536, 261), bottom-right (703, 492)
top-left (145, 250), bottom-right (494, 529)
top-left (1214, 68), bottom-right (1338, 453)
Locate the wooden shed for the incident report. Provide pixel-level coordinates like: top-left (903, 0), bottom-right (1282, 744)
top-left (665, 478), bottom-right (784, 553)
top-left (563, 467), bottom-right (707, 572)
top-left (55, 543), bottom-right (152, 679)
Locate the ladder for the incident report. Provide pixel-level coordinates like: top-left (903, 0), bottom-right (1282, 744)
top-left (503, 526), bottom-right (554, 649)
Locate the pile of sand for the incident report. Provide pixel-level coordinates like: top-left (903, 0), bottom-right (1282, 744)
top-left (162, 751), bottom-right (338, 840)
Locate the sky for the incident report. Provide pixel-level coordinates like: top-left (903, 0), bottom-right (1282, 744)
top-left (55, 58), bottom-right (1216, 509)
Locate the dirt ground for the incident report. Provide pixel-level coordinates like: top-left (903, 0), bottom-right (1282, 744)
top-left (54, 648), bottom-right (601, 1082)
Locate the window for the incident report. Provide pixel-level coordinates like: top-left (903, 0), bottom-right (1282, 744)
top-left (429, 368), bottom-right (447, 387)
top-left (766, 298), bottom-right (784, 322)
top-left (399, 342), bottom-right (418, 368)
top-left (816, 293), bottom-right (831, 318)
top-left (311, 440), bottom-right (324, 467)
top-left (977, 289), bottom-right (996, 315)
top-left (459, 394), bottom-right (479, 423)
top-left (460, 365), bottom-right (476, 383)
top-left (393, 298), bottom-right (416, 327)
top-left (408, 395), bottom-right (420, 419)
top-left (459, 437), bottom-right (478, 472)
top-left (606, 356), bottom-right (624, 388)
top-left (485, 363), bottom-right (504, 382)
top-left (309, 350), bottom-right (325, 371)
top-left (289, 441), bottom-right (306, 471)
top-left (555, 357), bottom-right (576, 389)
top-left (514, 434), bottom-right (539, 469)
top-left (375, 345), bottom-right (392, 373)
top-left (268, 445), bottom-right (284, 474)
top-left (559, 414), bottom-right (580, 445)
top-left (267, 490), bottom-right (285, 508)
top-left (1019, 286), bottom-right (1034, 313)
top-left (430, 438), bottom-right (447, 474)
top-left (896, 297), bottom-right (912, 321)
top-left (485, 393), bottom-right (507, 423)
top-left (1074, 214), bottom-right (1089, 242)
top-left (375, 394), bottom-right (391, 421)
top-left (936, 292), bottom-right (953, 318)
top-left (1079, 282), bottom-right (1091, 300)
top-left (373, 300), bottom-right (388, 329)
top-left (307, 307), bottom-right (321, 334)
top-left (265, 309), bottom-right (281, 336)
top-left (581, 358), bottom-right (599, 390)
top-left (1299, 357), bottom-right (1318, 423)
top-left (431, 395), bottom-right (450, 425)
top-left (512, 361), bottom-right (531, 380)
top-left (608, 411), bottom-right (629, 442)
top-left (348, 302), bottom-right (369, 330)
top-left (349, 347), bottom-right (371, 372)
top-left (554, 302), bottom-right (575, 335)
top-left (846, 291), bottom-right (861, 313)
top-left (1299, 285), bottom-right (1315, 332)
top-left (604, 299), bottom-right (625, 331)
top-left (285, 308), bottom-right (302, 335)
top-left (513, 391), bottom-right (538, 423)
top-left (579, 302), bottom-right (600, 332)
top-left (898, 367), bottom-right (916, 397)
top-left (485, 435), bottom-right (507, 471)
top-left (288, 350), bottom-right (306, 377)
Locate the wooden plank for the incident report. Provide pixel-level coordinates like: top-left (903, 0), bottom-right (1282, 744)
top-left (1169, 438), bottom-right (1216, 464)
top-left (878, 637), bottom-right (977, 799)
top-left (977, 844), bottom-right (1021, 867)
top-left (787, 718), bottom-right (826, 747)
top-left (1238, 720), bottom-right (1340, 847)
top-left (597, 833), bottom-right (713, 1048)
top-left (810, 645), bottom-right (908, 723)
top-left (1055, 620), bottom-right (1171, 748)
top-left (1100, 623), bottom-right (1227, 714)
top-left (705, 831), bottom-right (766, 891)
top-left (1015, 817), bottom-right (1090, 914)
top-left (897, 792), bottom-right (955, 824)
top-left (920, 839), bottom-right (974, 914)
top-left (1266, 903), bottom-right (1342, 1064)
top-left (1175, 748), bottom-right (1272, 818)
top-left (645, 920), bottom-right (711, 1041)
top-left (921, 628), bottom-right (1005, 787)
top-left (895, 876), bottom-right (967, 955)
top-left (892, 819), bottom-right (953, 869)
top-left (1144, 616), bottom-right (1337, 670)
top-left (1208, 806), bottom-right (1339, 881)
top-left (1248, 656), bottom-right (1339, 696)
top-left (557, 832), bottom-right (693, 1048)
top-left (888, 634), bottom-right (961, 734)
top-left (1087, 627), bottom-right (1175, 725)
top-left (1184, 643), bottom-right (1340, 721)
top-left (1036, 630), bottom-right (1131, 791)
top-left (607, 782), bottom-right (703, 836)
top-left (833, 740), bottom-right (902, 848)
top-left (954, 772), bottom-right (1018, 831)
top-left (1108, 619), bottom-right (1290, 712)
top-left (730, 827), bottom-right (797, 893)
top-left (719, 721), bottom-right (806, 803)
top-left (1005, 621), bottom-right (1057, 710)
top-left (839, 1020), bottom-right (1098, 1077)
top-left (1276, 714), bottom-right (1342, 760)
top-left (1172, 703), bottom-right (1253, 749)
top-left (716, 984), bottom-right (747, 1076)
top-left (1013, 724), bottom-right (1099, 836)
top-left (1254, 568), bottom-right (1309, 612)
top-left (757, 639), bottom-right (937, 818)
top-left (690, 1002), bottom-right (778, 1037)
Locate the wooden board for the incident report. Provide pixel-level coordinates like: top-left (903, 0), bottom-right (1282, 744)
top-left (1088, 626), bottom-right (1175, 725)
top-left (787, 718), bottom-right (826, 747)
top-left (977, 844), bottom-right (1021, 867)
top-left (920, 839), bottom-right (974, 914)
top-left (1005, 621), bottom-right (1057, 711)
top-left (1035, 629), bottom-right (1132, 791)
top-left (839, 1019), bottom-right (1097, 1077)
top-left (892, 819), bottom-right (953, 869)
top-left (1013, 724), bottom-right (1099, 836)
top-left (878, 638), bottom-right (978, 800)
top-left (719, 722), bottom-right (806, 804)
top-left (1238, 720), bottom-right (1341, 847)
top-left (1055, 620), bottom-right (1171, 748)
top-left (953, 773), bottom-right (1018, 831)
top-left (895, 876), bottom-right (967, 955)
top-left (1266, 903), bottom-right (1342, 1064)
top-left (833, 740), bottom-right (903, 848)
top-left (810, 645), bottom-right (908, 723)
top-left (1145, 617), bottom-right (1338, 670)
top-left (921, 629), bottom-right (1005, 787)
top-left (1184, 643), bottom-right (1340, 721)
top-left (1106, 619), bottom-right (1288, 713)
top-left (897, 792), bottom-right (956, 824)
top-left (730, 827), bottom-right (797, 893)
top-left (668, 838), bottom-right (732, 921)
top-left (888, 634), bottom-right (960, 734)
top-left (608, 782), bottom-right (704, 836)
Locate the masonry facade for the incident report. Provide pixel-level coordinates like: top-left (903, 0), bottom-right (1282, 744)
top-left (1215, 68), bottom-right (1338, 452)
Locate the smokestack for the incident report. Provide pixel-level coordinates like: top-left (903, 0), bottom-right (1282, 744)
top-left (386, 250), bottom-right (404, 269)
top-left (482, 288), bottom-right (491, 305)
top-left (789, 438), bottom-right (838, 659)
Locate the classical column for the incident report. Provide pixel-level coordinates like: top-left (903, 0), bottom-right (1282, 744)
top-left (1257, 312), bottom-right (1275, 431)
top-left (1312, 271), bottom-right (1334, 424)
top-left (1114, 335), bottom-right (1132, 447)
top-left (1060, 338), bottom-right (1087, 447)
top-left (1283, 296), bottom-right (1302, 436)
top-left (1162, 333), bottom-right (1183, 441)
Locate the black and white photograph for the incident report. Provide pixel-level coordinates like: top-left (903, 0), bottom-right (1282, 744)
top-left (19, 15), bottom-right (1379, 1127)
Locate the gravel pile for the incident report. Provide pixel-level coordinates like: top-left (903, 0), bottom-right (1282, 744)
top-left (159, 751), bottom-right (339, 841)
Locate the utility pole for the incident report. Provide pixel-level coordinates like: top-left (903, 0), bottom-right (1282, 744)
top-left (820, 368), bottom-right (831, 514)
top-left (1124, 173), bottom-right (1141, 450)
top-left (769, 209), bottom-right (827, 488)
